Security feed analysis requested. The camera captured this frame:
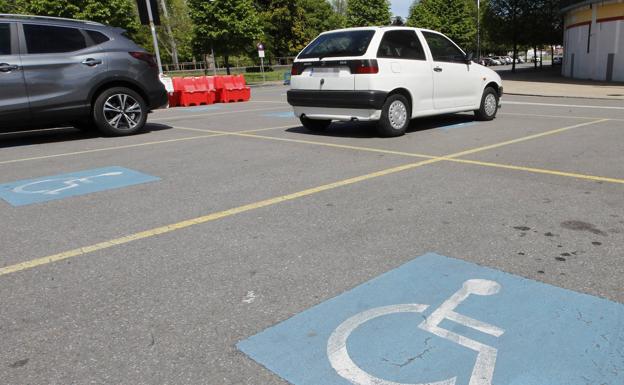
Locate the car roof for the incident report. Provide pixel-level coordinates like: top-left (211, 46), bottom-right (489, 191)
top-left (0, 13), bottom-right (109, 29)
top-left (318, 26), bottom-right (442, 35)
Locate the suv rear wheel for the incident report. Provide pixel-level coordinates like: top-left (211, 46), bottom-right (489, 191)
top-left (300, 116), bottom-right (331, 132)
top-left (93, 87), bottom-right (147, 136)
top-left (377, 94), bottom-right (410, 137)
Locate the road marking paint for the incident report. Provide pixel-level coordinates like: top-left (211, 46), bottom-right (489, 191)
top-left (0, 158), bottom-right (440, 277)
top-left (0, 167), bottom-right (160, 206)
top-left (184, 120), bottom-right (623, 185)
top-left (150, 106), bottom-right (286, 122)
top-left (442, 158), bottom-right (624, 184)
top-left (444, 119), bottom-right (609, 158)
top-left (0, 134), bottom-right (222, 166)
top-left (504, 101), bottom-right (624, 110)
top-left (239, 253), bottom-right (624, 385)
top-left (0, 125), bottom-right (293, 166)
top-left (0, 118), bottom-right (611, 276)
top-left (500, 112), bottom-right (624, 122)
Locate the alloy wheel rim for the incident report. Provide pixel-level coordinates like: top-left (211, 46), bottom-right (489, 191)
top-left (388, 100), bottom-right (407, 130)
top-left (103, 94), bottom-right (142, 130)
top-left (484, 94), bottom-right (497, 117)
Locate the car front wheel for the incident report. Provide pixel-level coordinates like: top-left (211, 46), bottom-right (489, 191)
top-left (93, 87), bottom-right (147, 136)
top-left (474, 87), bottom-right (499, 121)
top-left (377, 94), bottom-right (410, 137)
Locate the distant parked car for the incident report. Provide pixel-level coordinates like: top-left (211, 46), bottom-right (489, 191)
top-left (0, 14), bottom-right (168, 135)
top-left (503, 56), bottom-right (513, 64)
top-left (553, 56), bottom-right (563, 65)
top-left (488, 57), bottom-right (503, 66)
top-left (531, 56), bottom-right (542, 63)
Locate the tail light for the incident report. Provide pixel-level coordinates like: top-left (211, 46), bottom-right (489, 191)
top-left (291, 62), bottom-right (305, 75)
top-left (129, 52), bottom-right (157, 68)
top-left (350, 59), bottom-right (378, 74)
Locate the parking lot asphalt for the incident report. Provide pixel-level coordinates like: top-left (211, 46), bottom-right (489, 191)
top-left (1, 85), bottom-right (623, 384)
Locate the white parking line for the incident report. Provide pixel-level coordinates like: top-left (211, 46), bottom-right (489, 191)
top-left (504, 101), bottom-right (624, 110)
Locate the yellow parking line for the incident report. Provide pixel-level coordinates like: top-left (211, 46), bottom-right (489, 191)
top-left (0, 134), bottom-right (222, 166)
top-left (500, 112), bottom-right (623, 122)
top-left (445, 119), bottom-right (609, 158)
top-left (0, 158), bottom-right (439, 277)
top-left (0, 125), bottom-right (293, 166)
top-left (444, 158), bottom-right (624, 184)
top-left (0, 117), bottom-right (611, 277)
top-left (151, 106), bottom-right (287, 122)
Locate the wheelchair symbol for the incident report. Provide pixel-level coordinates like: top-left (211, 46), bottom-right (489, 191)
top-left (12, 172), bottom-right (123, 195)
top-left (327, 279), bottom-right (504, 385)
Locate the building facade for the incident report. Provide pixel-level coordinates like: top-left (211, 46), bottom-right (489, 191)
top-left (562, 0), bottom-right (624, 81)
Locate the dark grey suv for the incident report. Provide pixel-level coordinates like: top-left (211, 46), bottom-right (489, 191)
top-left (0, 14), bottom-right (168, 136)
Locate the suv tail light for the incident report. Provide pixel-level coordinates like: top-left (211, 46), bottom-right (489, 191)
top-left (129, 52), bottom-right (157, 68)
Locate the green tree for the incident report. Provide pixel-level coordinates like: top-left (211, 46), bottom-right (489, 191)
top-left (407, 0), bottom-right (477, 51)
top-left (483, 0), bottom-right (532, 71)
top-left (188, 0), bottom-right (262, 74)
top-left (346, 0), bottom-right (391, 27)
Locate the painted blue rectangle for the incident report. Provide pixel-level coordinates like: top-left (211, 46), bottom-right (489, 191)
top-left (263, 111), bottom-right (295, 118)
top-left (238, 253), bottom-right (624, 385)
top-left (0, 166), bottom-right (159, 206)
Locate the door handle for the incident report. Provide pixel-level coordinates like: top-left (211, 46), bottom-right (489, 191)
top-left (433, 66), bottom-right (443, 72)
top-left (0, 63), bottom-right (19, 72)
top-left (81, 58), bottom-right (102, 66)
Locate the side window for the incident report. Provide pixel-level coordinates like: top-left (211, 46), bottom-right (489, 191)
top-left (0, 23), bottom-right (10, 55)
top-left (87, 30), bottom-right (110, 45)
top-left (377, 30), bottom-right (426, 60)
top-left (23, 24), bottom-right (87, 54)
top-left (422, 32), bottom-right (465, 63)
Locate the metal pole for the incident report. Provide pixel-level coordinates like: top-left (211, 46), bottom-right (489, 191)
top-left (477, 0), bottom-right (481, 60)
top-left (211, 44), bottom-right (217, 76)
top-left (159, 0), bottom-right (179, 70)
top-left (260, 57), bottom-right (265, 83)
top-left (145, 0), bottom-right (163, 75)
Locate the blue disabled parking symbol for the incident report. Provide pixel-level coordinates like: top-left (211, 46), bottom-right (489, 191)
top-left (0, 166), bottom-right (159, 206)
top-left (238, 253), bottom-right (624, 385)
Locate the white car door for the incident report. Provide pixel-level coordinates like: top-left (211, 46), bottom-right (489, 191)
top-left (422, 31), bottom-right (481, 109)
top-left (374, 29), bottom-right (433, 114)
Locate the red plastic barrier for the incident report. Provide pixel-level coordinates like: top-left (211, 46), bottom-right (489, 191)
top-left (195, 76), bottom-right (217, 105)
top-left (233, 75), bottom-right (251, 101)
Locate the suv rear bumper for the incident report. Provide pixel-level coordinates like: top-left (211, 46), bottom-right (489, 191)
top-left (148, 88), bottom-right (169, 110)
top-left (287, 90), bottom-right (387, 110)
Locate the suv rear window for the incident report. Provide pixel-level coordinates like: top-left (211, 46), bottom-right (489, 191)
top-left (298, 30), bottom-right (375, 59)
top-left (0, 23), bottom-right (10, 55)
top-left (24, 24), bottom-right (87, 54)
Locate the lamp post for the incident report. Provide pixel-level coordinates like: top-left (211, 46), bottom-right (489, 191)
top-left (477, 0), bottom-right (481, 60)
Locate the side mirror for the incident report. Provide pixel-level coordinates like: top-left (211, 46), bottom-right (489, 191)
top-left (464, 52), bottom-right (474, 64)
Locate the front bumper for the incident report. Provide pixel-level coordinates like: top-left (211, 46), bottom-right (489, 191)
top-left (287, 90), bottom-right (387, 110)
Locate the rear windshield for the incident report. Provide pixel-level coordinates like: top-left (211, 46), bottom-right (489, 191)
top-left (298, 30), bottom-right (375, 59)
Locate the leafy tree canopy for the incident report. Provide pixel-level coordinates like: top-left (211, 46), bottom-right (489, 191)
top-left (346, 0), bottom-right (391, 27)
top-left (407, 0), bottom-right (476, 51)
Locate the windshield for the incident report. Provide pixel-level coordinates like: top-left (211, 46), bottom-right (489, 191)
top-left (298, 30), bottom-right (375, 59)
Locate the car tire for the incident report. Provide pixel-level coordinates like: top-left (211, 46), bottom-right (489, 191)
top-left (474, 87), bottom-right (499, 121)
top-left (300, 116), bottom-right (331, 132)
top-left (93, 87), bottom-right (147, 136)
top-left (376, 94), bottom-right (410, 137)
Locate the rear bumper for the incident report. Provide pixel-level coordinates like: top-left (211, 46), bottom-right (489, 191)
top-left (148, 88), bottom-right (169, 110)
top-left (287, 90), bottom-right (387, 110)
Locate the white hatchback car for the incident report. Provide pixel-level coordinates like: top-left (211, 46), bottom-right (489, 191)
top-left (287, 27), bottom-right (503, 137)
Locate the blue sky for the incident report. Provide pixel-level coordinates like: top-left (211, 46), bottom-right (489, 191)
top-left (391, 0), bottom-right (413, 18)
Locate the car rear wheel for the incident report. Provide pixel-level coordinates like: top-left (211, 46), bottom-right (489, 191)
top-left (93, 87), bottom-right (147, 136)
top-left (474, 87), bottom-right (499, 121)
top-left (377, 94), bottom-right (410, 137)
top-left (300, 116), bottom-right (331, 132)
